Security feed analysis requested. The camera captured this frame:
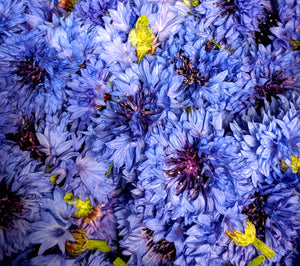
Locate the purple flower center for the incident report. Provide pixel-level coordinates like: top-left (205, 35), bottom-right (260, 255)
top-left (13, 57), bottom-right (46, 89)
top-left (255, 71), bottom-right (295, 102)
top-left (165, 145), bottom-right (212, 200)
top-left (173, 50), bottom-right (208, 86)
top-left (114, 87), bottom-right (158, 137)
top-left (242, 192), bottom-right (269, 241)
top-left (143, 228), bottom-right (176, 265)
top-left (255, 6), bottom-right (281, 46)
top-left (0, 181), bottom-right (24, 231)
top-left (215, 0), bottom-right (238, 17)
top-left (6, 119), bottom-right (46, 161)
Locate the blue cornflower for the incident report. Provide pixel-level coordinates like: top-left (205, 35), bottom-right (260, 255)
top-left (0, 29), bottom-right (73, 117)
top-left (251, 45), bottom-right (299, 100)
top-left (5, 115), bottom-right (47, 162)
top-left (268, 0), bottom-right (300, 50)
top-left (218, 181), bottom-right (300, 265)
top-left (114, 192), bottom-right (182, 265)
top-left (0, 0), bottom-right (26, 43)
top-left (138, 108), bottom-right (249, 229)
top-left (195, 0), bottom-right (267, 47)
top-left (65, 55), bottom-right (111, 129)
top-left (43, 13), bottom-right (92, 66)
top-left (29, 211), bottom-right (75, 255)
top-left (0, 145), bottom-right (52, 260)
top-left (226, 40), bottom-right (300, 114)
top-left (230, 92), bottom-right (300, 187)
top-left (255, 1), bottom-right (292, 46)
top-left (169, 27), bottom-right (253, 114)
top-left (90, 59), bottom-right (187, 170)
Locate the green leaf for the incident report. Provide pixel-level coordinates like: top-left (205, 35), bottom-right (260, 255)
top-left (87, 240), bottom-right (111, 252)
top-left (113, 257), bottom-right (128, 266)
top-left (246, 255), bottom-right (265, 266)
top-left (106, 162), bottom-right (114, 176)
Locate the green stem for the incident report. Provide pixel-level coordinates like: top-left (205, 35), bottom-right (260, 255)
top-left (211, 40), bottom-right (222, 49)
top-left (246, 255), bottom-right (265, 266)
top-left (87, 240), bottom-right (111, 252)
top-left (252, 238), bottom-right (275, 259)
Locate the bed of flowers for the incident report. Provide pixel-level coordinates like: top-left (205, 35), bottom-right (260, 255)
top-left (0, 0), bottom-right (300, 265)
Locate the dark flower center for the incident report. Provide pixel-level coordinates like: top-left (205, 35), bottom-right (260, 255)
top-left (6, 119), bottom-right (46, 161)
top-left (242, 192), bottom-right (269, 241)
top-left (0, 181), bottom-right (24, 231)
top-left (165, 143), bottom-right (212, 200)
top-left (255, 4), bottom-right (281, 46)
top-left (254, 71), bottom-right (295, 105)
top-left (173, 50), bottom-right (208, 86)
top-left (114, 87), bottom-right (158, 137)
top-left (143, 228), bottom-right (176, 265)
top-left (215, 0), bottom-right (238, 17)
top-left (13, 57), bottom-right (46, 89)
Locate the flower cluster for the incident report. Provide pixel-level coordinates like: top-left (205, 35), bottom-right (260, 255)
top-left (0, 0), bottom-right (299, 265)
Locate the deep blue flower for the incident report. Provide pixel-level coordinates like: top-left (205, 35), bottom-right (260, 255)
top-left (0, 31), bottom-right (68, 118)
top-left (65, 55), bottom-right (111, 130)
top-left (195, 0), bottom-right (267, 47)
top-left (138, 108), bottom-right (250, 237)
top-left (217, 181), bottom-right (300, 265)
top-left (271, 0), bottom-right (300, 50)
top-left (269, 0), bottom-right (300, 50)
top-left (0, 145), bottom-right (52, 260)
top-left (114, 190), bottom-right (183, 265)
top-left (226, 41), bottom-right (300, 114)
top-left (230, 92), bottom-right (300, 187)
top-left (29, 211), bottom-right (75, 255)
top-left (90, 59), bottom-right (187, 170)
top-left (5, 116), bottom-right (47, 162)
